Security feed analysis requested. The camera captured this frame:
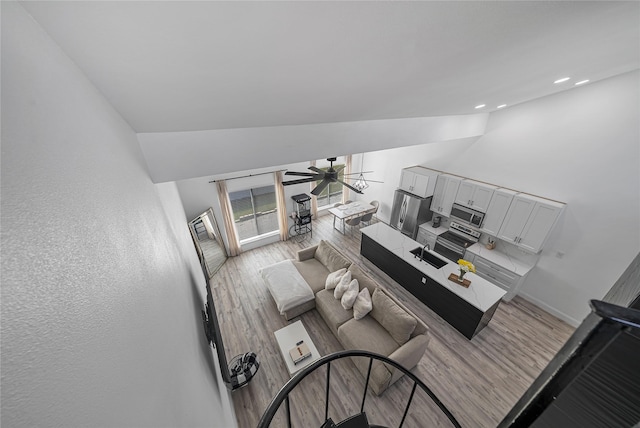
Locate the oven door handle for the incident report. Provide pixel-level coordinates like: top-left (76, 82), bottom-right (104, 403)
top-left (435, 238), bottom-right (463, 253)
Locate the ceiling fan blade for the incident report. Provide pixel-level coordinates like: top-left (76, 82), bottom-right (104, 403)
top-left (343, 171), bottom-right (374, 175)
top-left (308, 166), bottom-right (324, 174)
top-left (285, 171), bottom-right (318, 177)
top-left (337, 179), bottom-right (364, 194)
top-left (344, 178), bottom-right (384, 184)
top-left (311, 179), bottom-right (330, 196)
top-left (282, 177), bottom-right (317, 185)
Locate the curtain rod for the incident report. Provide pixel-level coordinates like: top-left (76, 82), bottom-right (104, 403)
top-left (209, 169), bottom-right (286, 183)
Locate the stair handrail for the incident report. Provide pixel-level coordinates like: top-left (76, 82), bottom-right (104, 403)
top-left (257, 349), bottom-right (461, 428)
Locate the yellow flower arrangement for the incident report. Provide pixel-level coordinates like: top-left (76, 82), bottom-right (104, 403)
top-left (457, 259), bottom-right (476, 280)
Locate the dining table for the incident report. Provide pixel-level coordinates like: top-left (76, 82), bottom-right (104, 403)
top-left (328, 201), bottom-right (377, 234)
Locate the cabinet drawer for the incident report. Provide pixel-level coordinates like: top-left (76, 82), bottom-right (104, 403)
top-left (416, 229), bottom-right (428, 245)
top-left (474, 257), bottom-right (520, 287)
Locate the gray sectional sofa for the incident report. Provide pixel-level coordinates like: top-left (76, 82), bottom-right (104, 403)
top-left (290, 240), bottom-right (430, 395)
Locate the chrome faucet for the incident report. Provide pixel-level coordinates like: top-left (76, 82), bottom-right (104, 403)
top-left (419, 243), bottom-right (430, 261)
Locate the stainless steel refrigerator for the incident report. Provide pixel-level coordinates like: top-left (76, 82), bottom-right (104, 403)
top-left (390, 189), bottom-right (433, 239)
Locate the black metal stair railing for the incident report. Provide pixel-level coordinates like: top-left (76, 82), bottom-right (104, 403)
top-left (257, 350), bottom-right (461, 428)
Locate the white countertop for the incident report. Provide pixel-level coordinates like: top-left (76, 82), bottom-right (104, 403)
top-left (418, 221), bottom-right (448, 236)
top-left (361, 223), bottom-right (506, 312)
top-left (466, 244), bottom-right (535, 276)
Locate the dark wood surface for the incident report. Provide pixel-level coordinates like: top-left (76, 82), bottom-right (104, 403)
top-left (209, 214), bottom-right (575, 428)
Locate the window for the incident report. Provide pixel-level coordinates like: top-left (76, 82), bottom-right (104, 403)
top-left (314, 162), bottom-right (345, 208)
top-left (229, 185), bottom-right (278, 241)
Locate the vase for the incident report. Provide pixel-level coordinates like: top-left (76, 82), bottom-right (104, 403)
top-left (458, 272), bottom-right (466, 282)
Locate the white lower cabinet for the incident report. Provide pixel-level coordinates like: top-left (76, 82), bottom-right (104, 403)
top-left (416, 227), bottom-right (437, 249)
top-left (467, 254), bottom-right (526, 301)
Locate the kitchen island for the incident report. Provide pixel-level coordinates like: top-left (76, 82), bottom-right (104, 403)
top-left (360, 222), bottom-right (506, 339)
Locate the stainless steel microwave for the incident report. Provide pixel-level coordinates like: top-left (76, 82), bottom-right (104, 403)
top-left (450, 203), bottom-right (485, 228)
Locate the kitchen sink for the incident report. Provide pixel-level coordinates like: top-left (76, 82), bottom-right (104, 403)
top-left (409, 247), bottom-right (448, 269)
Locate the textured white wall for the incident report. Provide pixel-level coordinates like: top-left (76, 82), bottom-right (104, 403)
top-left (362, 71), bottom-right (640, 325)
top-left (1, 3), bottom-right (234, 427)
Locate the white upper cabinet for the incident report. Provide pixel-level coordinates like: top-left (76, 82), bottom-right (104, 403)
top-left (454, 180), bottom-right (497, 212)
top-left (498, 194), bottom-right (565, 253)
top-left (399, 167), bottom-right (437, 198)
top-left (430, 174), bottom-right (462, 216)
top-left (481, 188), bottom-right (518, 236)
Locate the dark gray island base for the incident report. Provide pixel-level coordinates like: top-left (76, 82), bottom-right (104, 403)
top-left (360, 229), bottom-right (504, 340)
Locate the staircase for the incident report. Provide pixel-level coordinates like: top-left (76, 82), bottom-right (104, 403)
top-left (258, 350), bottom-right (461, 428)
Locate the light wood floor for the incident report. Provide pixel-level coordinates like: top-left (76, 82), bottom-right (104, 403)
top-left (209, 215), bottom-right (575, 428)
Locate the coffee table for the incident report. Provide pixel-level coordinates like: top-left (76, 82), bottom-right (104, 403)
top-left (274, 320), bottom-right (321, 376)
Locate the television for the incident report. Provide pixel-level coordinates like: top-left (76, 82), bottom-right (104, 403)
top-left (201, 279), bottom-right (232, 385)
top-left (200, 259), bottom-right (259, 389)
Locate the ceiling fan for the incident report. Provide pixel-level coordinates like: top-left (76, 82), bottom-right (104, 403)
top-left (283, 157), bottom-right (380, 196)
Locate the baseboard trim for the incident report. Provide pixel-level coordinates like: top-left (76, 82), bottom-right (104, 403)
top-left (518, 292), bottom-right (582, 328)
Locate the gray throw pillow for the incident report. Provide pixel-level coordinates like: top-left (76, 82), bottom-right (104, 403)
top-left (315, 240), bottom-right (351, 273)
top-left (370, 288), bottom-right (417, 345)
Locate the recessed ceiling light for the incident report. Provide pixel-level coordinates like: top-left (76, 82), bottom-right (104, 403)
top-left (475, 104), bottom-right (486, 109)
top-left (575, 79), bottom-right (589, 86)
top-left (554, 77), bottom-right (570, 84)
top-left (497, 104), bottom-right (507, 109)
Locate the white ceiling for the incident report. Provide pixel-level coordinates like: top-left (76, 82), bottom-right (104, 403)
top-left (20, 1), bottom-right (640, 133)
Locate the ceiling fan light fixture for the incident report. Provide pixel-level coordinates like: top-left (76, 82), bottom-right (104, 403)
top-left (353, 173), bottom-right (369, 191)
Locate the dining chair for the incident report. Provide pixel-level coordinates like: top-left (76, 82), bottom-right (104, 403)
top-left (345, 216), bottom-right (361, 233)
top-left (360, 211), bottom-right (374, 226)
top-left (361, 200), bottom-right (379, 226)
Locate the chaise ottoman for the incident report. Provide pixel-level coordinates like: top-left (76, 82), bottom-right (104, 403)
top-left (259, 259), bottom-right (316, 320)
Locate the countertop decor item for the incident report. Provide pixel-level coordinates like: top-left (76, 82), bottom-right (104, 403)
top-left (457, 259), bottom-right (476, 283)
top-left (448, 273), bottom-right (471, 288)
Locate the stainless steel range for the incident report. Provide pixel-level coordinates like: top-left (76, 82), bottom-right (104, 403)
top-left (434, 221), bottom-right (480, 262)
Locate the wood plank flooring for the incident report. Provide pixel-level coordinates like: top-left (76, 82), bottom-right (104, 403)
top-left (209, 215), bottom-right (575, 428)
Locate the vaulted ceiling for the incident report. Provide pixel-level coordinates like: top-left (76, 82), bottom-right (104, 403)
top-left (20, 1), bottom-right (640, 134)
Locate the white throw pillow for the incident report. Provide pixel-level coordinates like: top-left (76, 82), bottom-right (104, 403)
top-left (333, 271), bottom-right (352, 299)
top-left (325, 268), bottom-right (347, 290)
top-left (353, 288), bottom-right (373, 320)
top-left (341, 279), bottom-right (360, 310)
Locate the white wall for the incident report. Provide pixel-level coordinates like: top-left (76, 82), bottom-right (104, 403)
top-left (0, 3), bottom-right (234, 427)
top-left (138, 114), bottom-right (488, 183)
top-left (361, 71), bottom-right (640, 325)
top-left (349, 137), bottom-right (479, 221)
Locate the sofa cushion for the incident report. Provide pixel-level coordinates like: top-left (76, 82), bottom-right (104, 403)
top-left (292, 258), bottom-right (329, 294)
top-left (347, 264), bottom-right (378, 296)
top-left (338, 317), bottom-right (399, 395)
top-left (353, 288), bottom-right (373, 320)
top-left (341, 279), bottom-right (359, 310)
top-left (315, 240), bottom-right (352, 273)
top-left (333, 271), bottom-right (352, 299)
top-left (325, 268), bottom-right (347, 290)
top-left (370, 289), bottom-right (417, 346)
top-left (316, 289), bottom-right (353, 335)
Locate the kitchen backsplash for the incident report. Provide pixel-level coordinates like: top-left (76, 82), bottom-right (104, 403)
top-left (430, 213), bottom-right (539, 266)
